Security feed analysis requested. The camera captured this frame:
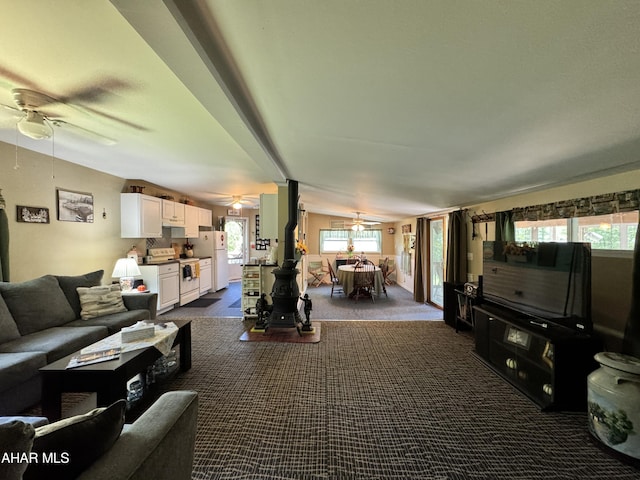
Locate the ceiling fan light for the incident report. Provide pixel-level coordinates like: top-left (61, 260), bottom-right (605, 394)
top-left (232, 201), bottom-right (242, 209)
top-left (352, 224), bottom-right (364, 231)
top-left (18, 111), bottom-right (52, 140)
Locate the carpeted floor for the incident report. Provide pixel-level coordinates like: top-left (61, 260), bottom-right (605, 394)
top-left (158, 318), bottom-right (637, 480)
top-left (161, 281), bottom-right (444, 321)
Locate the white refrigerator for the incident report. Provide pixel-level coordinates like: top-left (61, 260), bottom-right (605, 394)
top-left (192, 231), bottom-right (229, 291)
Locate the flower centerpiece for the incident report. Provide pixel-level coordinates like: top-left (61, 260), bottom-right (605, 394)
top-left (346, 243), bottom-right (355, 258)
top-left (295, 240), bottom-right (308, 258)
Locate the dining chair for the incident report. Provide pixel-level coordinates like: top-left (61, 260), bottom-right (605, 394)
top-left (326, 261), bottom-right (343, 297)
top-left (384, 258), bottom-right (396, 285)
top-left (379, 257), bottom-right (389, 297)
top-left (352, 259), bottom-right (376, 302)
top-left (308, 260), bottom-right (328, 287)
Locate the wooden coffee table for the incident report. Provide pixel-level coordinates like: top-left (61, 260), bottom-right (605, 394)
top-left (39, 319), bottom-right (192, 420)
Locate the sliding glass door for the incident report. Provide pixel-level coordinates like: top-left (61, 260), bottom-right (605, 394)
top-left (429, 218), bottom-right (445, 307)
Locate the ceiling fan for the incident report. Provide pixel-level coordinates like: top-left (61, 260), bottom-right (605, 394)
top-left (346, 212), bottom-right (381, 231)
top-left (208, 193), bottom-right (259, 209)
top-left (1, 88), bottom-right (116, 145)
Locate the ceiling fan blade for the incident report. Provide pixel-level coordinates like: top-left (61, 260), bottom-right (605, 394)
top-left (1, 102), bottom-right (23, 117)
top-left (12, 88), bottom-right (60, 110)
top-left (59, 79), bottom-right (128, 103)
top-left (70, 103), bottom-right (149, 132)
top-left (49, 119), bottom-right (116, 146)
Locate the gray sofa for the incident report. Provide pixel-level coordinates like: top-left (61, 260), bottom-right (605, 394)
top-left (1, 391), bottom-right (198, 480)
top-left (0, 270), bottom-right (157, 414)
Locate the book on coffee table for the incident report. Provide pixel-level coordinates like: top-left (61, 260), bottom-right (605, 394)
top-left (66, 347), bottom-right (122, 369)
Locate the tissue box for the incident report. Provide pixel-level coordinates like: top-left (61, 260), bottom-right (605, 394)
top-left (121, 322), bottom-right (155, 342)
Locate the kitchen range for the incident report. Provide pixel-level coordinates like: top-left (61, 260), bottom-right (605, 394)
top-left (138, 247), bottom-right (200, 314)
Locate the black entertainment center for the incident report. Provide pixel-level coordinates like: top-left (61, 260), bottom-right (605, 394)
top-left (473, 241), bottom-right (601, 411)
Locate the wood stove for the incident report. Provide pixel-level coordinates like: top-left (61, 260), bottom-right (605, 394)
top-left (255, 180), bottom-right (311, 334)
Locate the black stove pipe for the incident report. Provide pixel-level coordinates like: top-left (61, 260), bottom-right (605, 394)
top-left (284, 179), bottom-right (298, 261)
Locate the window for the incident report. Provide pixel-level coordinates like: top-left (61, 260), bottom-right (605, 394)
top-left (320, 229), bottom-right (382, 254)
top-left (515, 218), bottom-right (568, 243)
top-left (515, 212), bottom-right (638, 251)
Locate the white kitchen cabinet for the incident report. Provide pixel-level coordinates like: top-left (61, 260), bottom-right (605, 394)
top-left (198, 207), bottom-right (212, 227)
top-left (199, 258), bottom-right (212, 295)
top-left (120, 193), bottom-right (163, 238)
top-left (185, 205), bottom-right (199, 238)
top-left (139, 262), bottom-right (180, 314)
top-left (162, 199), bottom-right (185, 226)
top-left (259, 193), bottom-right (278, 239)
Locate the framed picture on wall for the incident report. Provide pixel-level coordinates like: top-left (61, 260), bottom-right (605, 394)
top-left (56, 188), bottom-right (94, 223)
top-left (16, 205), bottom-right (50, 223)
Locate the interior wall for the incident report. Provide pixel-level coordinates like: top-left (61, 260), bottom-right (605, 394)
top-left (463, 168), bottom-right (640, 350)
top-left (306, 212), bottom-right (396, 256)
top-left (0, 141), bottom-right (134, 282)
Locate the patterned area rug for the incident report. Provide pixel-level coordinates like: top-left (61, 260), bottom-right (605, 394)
top-left (160, 318), bottom-right (638, 479)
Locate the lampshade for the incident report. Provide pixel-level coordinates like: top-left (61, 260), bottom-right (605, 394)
top-left (18, 111), bottom-right (53, 140)
top-left (352, 224), bottom-right (364, 231)
top-left (111, 258), bottom-right (141, 291)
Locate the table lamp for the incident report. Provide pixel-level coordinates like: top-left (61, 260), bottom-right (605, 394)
top-left (112, 258), bottom-right (142, 291)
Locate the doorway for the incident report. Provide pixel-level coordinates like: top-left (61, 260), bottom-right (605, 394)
top-left (225, 217), bottom-right (248, 281)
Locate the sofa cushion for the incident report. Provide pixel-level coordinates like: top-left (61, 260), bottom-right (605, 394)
top-left (0, 352), bottom-right (47, 393)
top-left (66, 309), bottom-right (150, 334)
top-left (24, 399), bottom-right (126, 480)
top-left (0, 326), bottom-right (108, 363)
top-left (0, 276), bottom-right (76, 335)
top-left (55, 270), bottom-right (104, 318)
top-left (0, 420), bottom-right (35, 480)
top-left (0, 294), bottom-right (20, 344)
top-left (77, 284), bottom-right (127, 320)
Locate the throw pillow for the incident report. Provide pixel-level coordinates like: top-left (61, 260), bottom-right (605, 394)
top-left (0, 294), bottom-right (20, 344)
top-left (55, 270), bottom-right (104, 318)
top-left (0, 420), bottom-right (36, 480)
top-left (0, 275), bottom-right (76, 335)
top-left (77, 284), bottom-right (127, 320)
top-left (23, 399), bottom-right (126, 480)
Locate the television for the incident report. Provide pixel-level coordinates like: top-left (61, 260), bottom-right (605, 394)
top-left (482, 241), bottom-right (592, 334)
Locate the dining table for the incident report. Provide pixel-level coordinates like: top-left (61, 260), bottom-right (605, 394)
top-left (337, 264), bottom-right (385, 298)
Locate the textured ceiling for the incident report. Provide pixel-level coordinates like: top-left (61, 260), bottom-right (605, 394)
top-left (0, 0), bottom-right (639, 222)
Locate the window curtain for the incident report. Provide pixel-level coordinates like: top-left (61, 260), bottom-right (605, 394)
top-left (413, 218), bottom-right (428, 303)
top-left (445, 210), bottom-right (467, 284)
top-left (495, 211), bottom-right (515, 242)
top-left (623, 213), bottom-right (640, 357)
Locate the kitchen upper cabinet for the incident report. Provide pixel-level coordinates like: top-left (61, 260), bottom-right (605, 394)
top-left (198, 207), bottom-right (212, 227)
top-left (185, 205), bottom-right (199, 238)
top-left (162, 199), bottom-right (185, 226)
top-left (259, 193), bottom-right (278, 239)
top-left (120, 193), bottom-right (162, 238)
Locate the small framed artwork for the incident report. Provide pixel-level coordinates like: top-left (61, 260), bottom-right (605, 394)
top-left (16, 205), bottom-right (50, 224)
top-left (57, 188), bottom-right (94, 223)
top-left (227, 209), bottom-right (240, 216)
top-left (401, 224), bottom-right (411, 234)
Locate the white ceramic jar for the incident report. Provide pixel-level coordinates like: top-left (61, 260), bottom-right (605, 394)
top-left (587, 352), bottom-right (640, 461)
